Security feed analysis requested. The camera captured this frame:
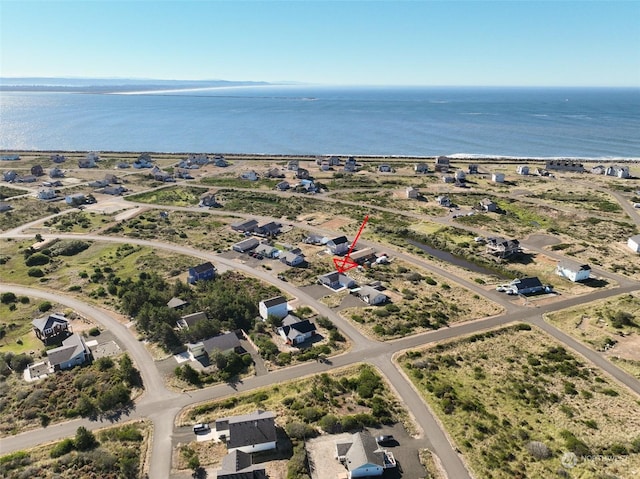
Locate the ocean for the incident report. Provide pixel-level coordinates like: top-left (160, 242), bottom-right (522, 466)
top-left (1, 85), bottom-right (639, 159)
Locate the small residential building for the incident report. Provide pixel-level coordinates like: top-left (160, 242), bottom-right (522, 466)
top-left (304, 235), bottom-right (326, 245)
top-left (17, 175), bottom-right (37, 183)
top-left (199, 192), bottom-right (218, 207)
top-left (516, 165), bottom-right (530, 175)
top-left (100, 185), bottom-right (127, 195)
top-left (37, 189), bottom-right (57, 200)
top-left (255, 243), bottom-right (279, 259)
top-left (606, 165), bottom-right (630, 179)
top-left (485, 237), bottom-right (521, 258)
top-left (344, 157), bottom-right (358, 172)
top-left (46, 333), bottom-right (90, 371)
top-left (0, 155), bottom-right (20, 161)
top-left (295, 167), bottom-right (310, 180)
top-left (188, 262), bottom-right (216, 284)
top-left (479, 198), bottom-right (497, 212)
top-left (319, 159), bottom-right (330, 171)
top-left (240, 170), bottom-right (259, 181)
top-left (442, 175), bottom-right (455, 184)
top-left (188, 332), bottom-right (244, 358)
top-left (259, 296), bottom-right (288, 321)
top-left (0, 202), bottom-right (12, 212)
top-left (279, 250), bottom-right (305, 267)
top-left (216, 450), bottom-right (266, 479)
top-left (277, 317), bottom-right (317, 345)
top-left (65, 193), bottom-right (89, 206)
top-left (49, 167), bottom-right (65, 178)
top-left (454, 170), bottom-right (466, 182)
top-left (89, 179), bottom-right (110, 188)
top-left (328, 155), bottom-right (341, 166)
top-left (491, 173), bottom-right (505, 183)
top-left (3, 171), bottom-right (17, 182)
top-left (231, 219), bottom-right (259, 233)
top-left (628, 234), bottom-right (640, 253)
top-left (167, 297), bottom-right (188, 310)
top-left (591, 165), bottom-right (606, 175)
top-left (78, 157), bottom-right (96, 168)
top-left (215, 410), bottom-right (277, 454)
top-left (406, 187), bottom-right (419, 199)
top-left (349, 248), bottom-right (376, 265)
top-left (233, 237), bottom-right (260, 253)
top-left (468, 164), bottom-right (479, 174)
top-left (256, 221), bottom-right (281, 237)
top-left (32, 313), bottom-right (71, 342)
top-left (264, 167), bottom-right (284, 178)
top-left (510, 277), bottom-right (546, 295)
top-left (436, 196), bottom-right (451, 207)
top-left (51, 154), bottom-right (66, 163)
top-left (133, 155), bottom-right (153, 168)
top-left (414, 163), bottom-right (429, 174)
top-left (545, 160), bottom-right (584, 173)
top-left (287, 159), bottom-right (299, 171)
top-left (318, 272), bottom-right (356, 290)
top-left (327, 236), bottom-right (350, 256)
top-left (31, 165), bottom-right (44, 176)
top-left (335, 431), bottom-right (396, 478)
top-left (116, 161), bottom-right (131, 169)
top-left (434, 156), bottom-right (450, 172)
top-left (378, 164), bottom-right (392, 173)
top-left (176, 311), bottom-right (208, 330)
top-left (357, 285), bottom-right (388, 305)
top-left (214, 155), bottom-right (228, 167)
top-left (276, 180), bottom-right (290, 191)
top-left (556, 260), bottom-right (591, 282)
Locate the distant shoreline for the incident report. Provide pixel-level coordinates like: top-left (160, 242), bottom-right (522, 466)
top-left (1, 150), bottom-right (638, 164)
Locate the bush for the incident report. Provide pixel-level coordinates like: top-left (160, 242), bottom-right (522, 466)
top-left (285, 421), bottom-right (317, 440)
top-left (526, 441), bottom-right (551, 459)
top-left (25, 253), bottom-right (50, 266)
top-left (50, 438), bottom-right (74, 458)
top-left (38, 301), bottom-right (52, 312)
top-left (75, 426), bottom-right (98, 451)
top-left (0, 292), bottom-right (17, 304)
top-left (28, 268), bottom-right (45, 278)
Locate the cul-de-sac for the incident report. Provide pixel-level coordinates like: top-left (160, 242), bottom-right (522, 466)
top-left (1, 152), bottom-right (639, 479)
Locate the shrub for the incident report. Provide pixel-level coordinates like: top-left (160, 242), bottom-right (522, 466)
top-left (526, 441), bottom-right (551, 459)
top-left (28, 268), bottom-right (45, 278)
top-left (285, 421), bottom-right (317, 440)
top-left (75, 426), bottom-right (98, 451)
top-left (37, 301), bottom-right (52, 312)
top-left (0, 292), bottom-right (17, 304)
top-left (25, 253), bottom-right (50, 266)
top-left (50, 438), bottom-right (74, 458)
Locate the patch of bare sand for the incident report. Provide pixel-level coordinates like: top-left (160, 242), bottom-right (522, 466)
top-left (604, 334), bottom-right (640, 361)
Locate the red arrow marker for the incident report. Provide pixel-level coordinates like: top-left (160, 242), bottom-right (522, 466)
top-left (333, 215), bottom-right (369, 274)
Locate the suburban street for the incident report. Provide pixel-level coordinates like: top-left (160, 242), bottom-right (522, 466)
top-left (1, 182), bottom-right (639, 479)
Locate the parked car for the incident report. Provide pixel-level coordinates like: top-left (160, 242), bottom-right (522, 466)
top-left (193, 423), bottom-right (210, 433)
top-left (376, 434), bottom-right (394, 445)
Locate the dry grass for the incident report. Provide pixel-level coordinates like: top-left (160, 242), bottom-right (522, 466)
top-left (399, 324), bottom-right (640, 479)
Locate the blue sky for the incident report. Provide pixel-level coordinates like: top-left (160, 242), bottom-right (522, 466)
top-left (1, 0), bottom-right (639, 86)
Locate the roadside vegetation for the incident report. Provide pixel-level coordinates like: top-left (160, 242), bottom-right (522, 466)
top-left (126, 185), bottom-right (209, 207)
top-left (177, 364), bottom-right (408, 478)
top-left (0, 352), bottom-right (141, 435)
top-left (0, 199), bottom-right (69, 232)
top-left (399, 324), bottom-right (640, 478)
top-left (545, 293), bottom-right (640, 379)
top-left (0, 421), bottom-right (150, 478)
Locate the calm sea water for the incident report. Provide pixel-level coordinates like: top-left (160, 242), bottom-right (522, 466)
top-left (1, 86), bottom-right (639, 159)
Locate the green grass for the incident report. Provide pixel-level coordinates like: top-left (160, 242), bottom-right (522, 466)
top-left (126, 185), bottom-right (209, 207)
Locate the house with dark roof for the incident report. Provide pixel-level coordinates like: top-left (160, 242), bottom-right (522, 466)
top-left (434, 156), bottom-right (450, 172)
top-left (0, 202), bottom-right (12, 212)
top-left (231, 219), bottom-right (259, 233)
top-left (233, 237), bottom-right (260, 253)
top-left (335, 431), bottom-right (396, 478)
top-left (509, 277), bottom-right (547, 295)
top-left (46, 334), bottom-right (90, 371)
top-left (556, 260), bottom-right (591, 282)
top-left (199, 192), bottom-right (219, 207)
top-left (188, 262), bottom-right (216, 284)
top-left (276, 180), bottom-right (290, 191)
top-left (318, 272), bottom-right (356, 290)
top-left (327, 236), bottom-right (350, 256)
top-left (188, 332), bottom-right (244, 358)
top-left (32, 313), bottom-right (71, 342)
top-left (216, 450), bottom-right (266, 479)
top-left (479, 198), bottom-right (497, 212)
top-left (277, 317), bottom-right (317, 345)
top-left (259, 296), bottom-right (288, 321)
top-left (349, 248), bottom-right (376, 265)
top-left (256, 221), bottom-right (281, 237)
top-left (414, 163), bottom-right (429, 174)
top-left (485, 237), bottom-right (521, 258)
top-left (177, 311), bottom-right (208, 330)
top-left (215, 410), bottom-right (277, 453)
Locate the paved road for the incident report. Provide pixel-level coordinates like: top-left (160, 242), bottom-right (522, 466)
top-left (2, 185), bottom-right (640, 478)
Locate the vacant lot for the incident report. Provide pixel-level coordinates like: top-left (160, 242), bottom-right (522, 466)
top-left (399, 324), bottom-right (640, 479)
top-left (545, 293), bottom-right (640, 379)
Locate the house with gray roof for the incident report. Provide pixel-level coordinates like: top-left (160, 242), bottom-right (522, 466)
top-left (46, 333), bottom-right (90, 371)
top-left (188, 261), bottom-right (216, 284)
top-left (177, 311), bottom-right (208, 330)
top-left (277, 317), bottom-right (317, 345)
top-left (255, 243), bottom-right (279, 258)
top-left (318, 272), bottom-right (356, 290)
top-left (357, 285), bottom-right (389, 306)
top-left (32, 313), bottom-right (71, 342)
top-left (216, 450), bottom-right (266, 479)
top-left (279, 250), bottom-right (305, 267)
top-left (215, 410), bottom-right (277, 453)
top-left (187, 332), bottom-right (244, 358)
top-left (231, 219), bottom-right (259, 233)
top-left (335, 431), bottom-right (396, 477)
top-left (233, 237), bottom-right (260, 253)
top-left (327, 236), bottom-right (350, 256)
top-left (556, 260), bottom-right (591, 282)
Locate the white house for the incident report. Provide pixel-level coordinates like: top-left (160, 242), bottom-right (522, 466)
top-left (556, 260), bottom-right (591, 282)
top-left (280, 250), bottom-right (305, 266)
top-left (327, 236), bottom-right (350, 256)
top-left (37, 189), bottom-right (57, 200)
top-left (436, 196), bottom-right (451, 207)
top-left (357, 285), bottom-right (388, 305)
top-left (259, 296), bottom-right (288, 321)
top-left (277, 316), bottom-right (317, 345)
top-left (46, 334), bottom-right (90, 371)
top-left (491, 173), bottom-right (505, 183)
top-left (628, 235), bottom-right (640, 253)
top-left (335, 431), bottom-right (395, 478)
top-left (215, 410), bottom-right (277, 454)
